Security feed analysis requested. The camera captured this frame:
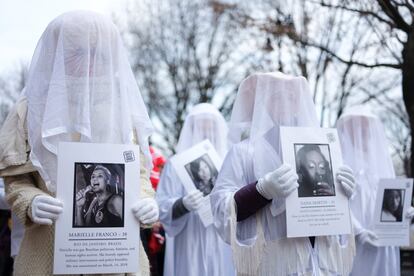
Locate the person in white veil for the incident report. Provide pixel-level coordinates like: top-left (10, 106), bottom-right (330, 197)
top-left (337, 107), bottom-right (414, 276)
top-left (210, 72), bottom-right (357, 276)
top-left (0, 10), bottom-right (158, 276)
top-left (156, 103), bottom-right (235, 276)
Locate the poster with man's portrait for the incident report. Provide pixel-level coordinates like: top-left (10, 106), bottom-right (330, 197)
top-left (170, 140), bottom-right (223, 227)
top-left (72, 163), bottom-right (125, 228)
top-left (372, 179), bottom-right (413, 246)
top-left (281, 127), bottom-right (351, 238)
top-left (54, 142), bottom-right (141, 275)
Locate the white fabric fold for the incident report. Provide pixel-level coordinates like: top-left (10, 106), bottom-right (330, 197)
top-left (337, 107), bottom-right (400, 276)
top-left (176, 103), bottom-right (229, 157)
top-left (24, 11), bottom-right (153, 192)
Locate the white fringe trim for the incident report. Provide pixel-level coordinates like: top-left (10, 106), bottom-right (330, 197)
top-left (230, 199), bottom-right (265, 275)
top-left (229, 199), bottom-right (356, 276)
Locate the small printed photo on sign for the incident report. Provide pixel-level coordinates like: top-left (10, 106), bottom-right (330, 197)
top-left (72, 163), bottom-right (125, 228)
top-left (294, 144), bottom-right (335, 198)
top-left (184, 154), bottom-right (218, 196)
top-left (381, 189), bottom-right (404, 222)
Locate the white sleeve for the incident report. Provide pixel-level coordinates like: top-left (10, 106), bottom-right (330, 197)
top-left (156, 161), bottom-right (189, 237)
top-left (210, 145), bottom-right (245, 244)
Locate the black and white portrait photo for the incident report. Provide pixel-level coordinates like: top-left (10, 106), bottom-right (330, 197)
top-left (381, 189), bottom-right (404, 222)
top-left (295, 144), bottom-right (335, 198)
top-left (184, 154), bottom-right (218, 196)
top-left (73, 163), bottom-right (125, 228)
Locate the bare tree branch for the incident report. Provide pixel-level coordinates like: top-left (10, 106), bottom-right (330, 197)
top-left (312, 0), bottom-right (398, 28)
top-left (377, 0), bottom-right (411, 32)
top-left (126, 0), bottom-right (248, 153)
top-left (300, 40), bottom-right (402, 68)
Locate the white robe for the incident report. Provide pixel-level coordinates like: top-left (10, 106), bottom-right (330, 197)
top-left (156, 161), bottom-right (235, 276)
top-left (350, 243), bottom-right (399, 276)
top-left (210, 140), bottom-right (355, 276)
top-left (350, 177), bottom-right (400, 276)
top-left (337, 108), bottom-right (400, 276)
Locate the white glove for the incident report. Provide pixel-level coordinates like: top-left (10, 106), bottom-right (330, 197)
top-left (356, 229), bottom-right (379, 247)
top-left (405, 206), bottom-right (414, 220)
top-left (132, 198), bottom-right (159, 225)
top-left (256, 164), bottom-right (299, 200)
top-left (336, 165), bottom-right (356, 199)
top-left (182, 190), bottom-right (204, 211)
top-left (31, 195), bottom-right (63, 225)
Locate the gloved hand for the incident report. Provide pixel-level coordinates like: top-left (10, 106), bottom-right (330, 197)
top-left (356, 229), bottom-right (379, 247)
top-left (336, 165), bottom-right (356, 198)
top-left (132, 198), bottom-right (159, 225)
top-left (256, 164), bottom-right (298, 200)
top-left (182, 190), bottom-right (203, 211)
top-left (405, 206), bottom-right (414, 220)
top-left (31, 195), bottom-right (64, 225)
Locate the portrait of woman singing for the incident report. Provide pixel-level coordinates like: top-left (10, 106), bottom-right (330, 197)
top-left (74, 164), bottom-right (124, 227)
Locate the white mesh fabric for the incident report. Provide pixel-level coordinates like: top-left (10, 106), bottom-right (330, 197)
top-left (337, 107), bottom-right (395, 228)
top-left (337, 108), bottom-right (400, 276)
top-left (176, 103), bottom-right (229, 157)
top-left (228, 72), bottom-right (319, 180)
top-left (25, 10), bottom-right (153, 192)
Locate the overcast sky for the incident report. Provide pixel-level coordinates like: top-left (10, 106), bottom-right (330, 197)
top-left (0, 0), bottom-right (127, 74)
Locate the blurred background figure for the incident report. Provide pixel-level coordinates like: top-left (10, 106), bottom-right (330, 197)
top-left (150, 147), bottom-right (166, 190)
top-left (156, 103), bottom-right (234, 276)
top-left (337, 107), bottom-right (414, 276)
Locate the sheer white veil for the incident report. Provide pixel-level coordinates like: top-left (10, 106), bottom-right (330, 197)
top-left (25, 10), bottom-right (153, 192)
top-left (337, 107), bottom-right (395, 227)
top-left (229, 72), bottom-right (319, 180)
top-left (221, 73), bottom-right (359, 276)
top-left (337, 107), bottom-right (395, 184)
top-left (176, 103), bottom-right (228, 157)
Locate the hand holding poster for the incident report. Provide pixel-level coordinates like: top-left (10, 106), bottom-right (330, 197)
top-left (372, 178), bottom-right (413, 246)
top-left (53, 142), bottom-right (141, 275)
top-left (280, 127), bottom-right (352, 237)
top-left (170, 140), bottom-right (222, 227)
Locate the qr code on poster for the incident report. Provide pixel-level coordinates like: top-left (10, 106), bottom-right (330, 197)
top-left (326, 133), bottom-right (336, 143)
top-left (123, 150), bottom-right (135, 162)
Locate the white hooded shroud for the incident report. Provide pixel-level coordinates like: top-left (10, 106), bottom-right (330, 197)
top-left (25, 10), bottom-right (153, 192)
top-left (210, 72), bottom-right (355, 276)
top-left (156, 103), bottom-right (235, 276)
top-left (337, 108), bottom-right (400, 276)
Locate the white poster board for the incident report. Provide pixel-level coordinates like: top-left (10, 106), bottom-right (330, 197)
top-left (372, 178), bottom-right (413, 246)
top-left (53, 142), bottom-right (141, 274)
top-left (281, 127), bottom-right (352, 237)
top-left (170, 140), bottom-right (222, 227)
